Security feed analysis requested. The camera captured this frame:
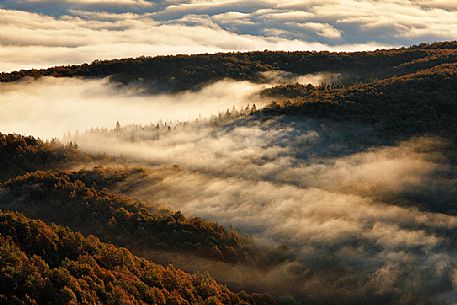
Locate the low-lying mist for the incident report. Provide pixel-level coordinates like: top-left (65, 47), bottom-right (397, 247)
top-left (2, 75), bottom-right (457, 304)
top-left (0, 76), bottom-right (267, 139)
top-left (260, 70), bottom-right (342, 86)
top-left (70, 115), bottom-right (457, 304)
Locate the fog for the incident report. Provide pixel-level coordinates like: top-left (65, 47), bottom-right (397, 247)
top-left (71, 115), bottom-right (457, 304)
top-left (260, 70), bottom-right (341, 86)
top-left (2, 76), bottom-right (457, 304)
top-left (0, 77), bottom-right (266, 139)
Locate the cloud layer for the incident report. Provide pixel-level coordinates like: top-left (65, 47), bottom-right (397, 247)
top-left (2, 0), bottom-right (457, 72)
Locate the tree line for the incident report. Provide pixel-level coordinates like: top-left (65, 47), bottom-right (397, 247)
top-left (2, 41), bottom-right (456, 92)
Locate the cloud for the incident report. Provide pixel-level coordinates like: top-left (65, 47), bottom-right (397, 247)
top-left (157, 0), bottom-right (457, 44)
top-left (3, 1), bottom-right (457, 72)
top-left (415, 0), bottom-right (457, 11)
top-left (0, 0), bottom-right (155, 15)
top-left (2, 8), bottom-right (388, 72)
top-left (292, 22), bottom-right (342, 39)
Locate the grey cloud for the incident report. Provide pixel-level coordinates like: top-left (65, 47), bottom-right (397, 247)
top-left (7, 8), bottom-right (372, 72)
top-left (0, 0), bottom-right (157, 15)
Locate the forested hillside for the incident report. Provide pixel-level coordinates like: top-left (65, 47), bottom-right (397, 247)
top-left (263, 62), bottom-right (457, 139)
top-left (0, 210), bottom-right (267, 305)
top-left (2, 41), bottom-right (457, 305)
top-left (0, 133), bottom-right (90, 182)
top-left (0, 168), bottom-right (251, 263)
top-left (2, 41), bottom-right (457, 92)
top-left (2, 42), bottom-right (457, 140)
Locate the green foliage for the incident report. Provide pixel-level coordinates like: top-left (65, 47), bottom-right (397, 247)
top-left (0, 210), bottom-right (255, 305)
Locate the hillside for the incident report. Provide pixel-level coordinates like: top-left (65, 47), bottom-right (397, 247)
top-left (2, 41), bottom-right (457, 305)
top-left (0, 168), bottom-right (251, 264)
top-left (2, 43), bottom-right (457, 140)
top-left (0, 133), bottom-right (92, 182)
top-left (0, 210), bottom-right (267, 305)
top-left (262, 62), bottom-right (457, 139)
top-left (1, 42), bottom-right (457, 92)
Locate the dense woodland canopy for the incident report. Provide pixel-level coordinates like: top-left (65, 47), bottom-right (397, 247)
top-left (0, 210), bottom-right (273, 305)
top-left (0, 168), bottom-right (251, 264)
top-left (2, 41), bottom-right (457, 304)
top-left (2, 41), bottom-right (457, 91)
top-left (262, 62), bottom-right (457, 139)
top-left (0, 133), bottom-right (88, 182)
top-left (2, 41), bottom-right (457, 139)
top-left (0, 137), bottom-right (298, 304)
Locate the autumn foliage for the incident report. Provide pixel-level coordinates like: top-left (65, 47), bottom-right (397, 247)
top-left (0, 210), bottom-right (258, 304)
top-left (0, 168), bottom-right (251, 263)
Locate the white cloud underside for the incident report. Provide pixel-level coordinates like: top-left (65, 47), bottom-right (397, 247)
top-left (1, 1), bottom-right (457, 71)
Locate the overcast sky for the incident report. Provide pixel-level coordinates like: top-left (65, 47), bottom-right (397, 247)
top-left (1, 0), bottom-right (457, 72)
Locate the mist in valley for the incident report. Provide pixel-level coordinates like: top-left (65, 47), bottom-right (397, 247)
top-left (2, 75), bottom-right (457, 304)
top-left (0, 76), bottom-right (267, 139)
top-left (71, 115), bottom-right (457, 304)
top-left (3, 1), bottom-right (457, 303)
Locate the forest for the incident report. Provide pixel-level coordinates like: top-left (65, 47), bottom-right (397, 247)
top-left (0, 210), bottom-right (268, 305)
top-left (1, 42), bottom-right (457, 305)
top-left (262, 61), bottom-right (457, 139)
top-left (1, 41), bottom-right (457, 92)
top-left (0, 133), bottom-right (88, 181)
top-left (0, 134), bottom-right (297, 304)
top-left (0, 168), bottom-right (250, 263)
top-left (2, 41), bottom-right (457, 140)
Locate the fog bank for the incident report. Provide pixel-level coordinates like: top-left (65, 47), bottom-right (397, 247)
top-left (70, 115), bottom-right (457, 304)
top-left (0, 77), bottom-right (266, 139)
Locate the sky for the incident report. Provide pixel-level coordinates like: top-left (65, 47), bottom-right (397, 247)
top-left (1, 0), bottom-right (457, 72)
